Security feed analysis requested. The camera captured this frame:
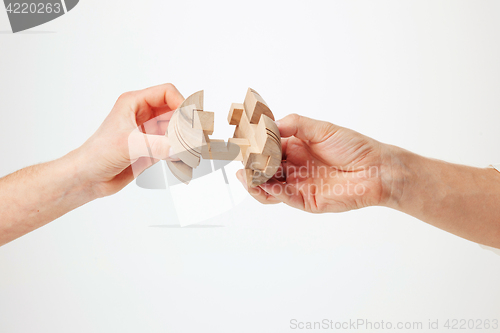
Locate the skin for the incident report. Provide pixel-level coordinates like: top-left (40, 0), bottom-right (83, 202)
top-left (0, 84), bottom-right (499, 249)
top-left (0, 83), bottom-right (184, 246)
top-left (236, 114), bottom-right (500, 249)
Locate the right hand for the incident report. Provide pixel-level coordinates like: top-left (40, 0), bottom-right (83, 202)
top-left (75, 83), bottom-right (184, 198)
top-left (237, 114), bottom-right (396, 213)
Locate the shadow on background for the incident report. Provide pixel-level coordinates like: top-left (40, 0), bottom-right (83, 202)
top-left (149, 225), bottom-right (225, 228)
top-left (0, 30), bottom-right (56, 34)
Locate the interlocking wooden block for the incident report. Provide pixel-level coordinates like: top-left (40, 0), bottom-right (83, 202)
top-left (166, 88), bottom-right (282, 187)
top-left (228, 138), bottom-right (250, 161)
top-left (243, 88), bottom-right (275, 124)
top-left (228, 103), bottom-right (244, 125)
top-left (193, 110), bottom-right (214, 135)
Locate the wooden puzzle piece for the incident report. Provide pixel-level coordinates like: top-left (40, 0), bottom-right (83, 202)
top-left (166, 91), bottom-right (205, 184)
top-left (166, 88), bottom-right (282, 187)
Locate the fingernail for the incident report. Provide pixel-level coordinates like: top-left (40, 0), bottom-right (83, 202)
top-left (274, 120), bottom-right (280, 127)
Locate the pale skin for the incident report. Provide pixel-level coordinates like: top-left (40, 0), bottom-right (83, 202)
top-left (236, 114), bottom-right (500, 249)
top-left (0, 83), bottom-right (184, 246)
top-left (0, 84), bottom-right (499, 249)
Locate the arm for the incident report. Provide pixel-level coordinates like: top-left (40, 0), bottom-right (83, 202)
top-left (0, 83), bottom-right (184, 246)
top-left (0, 153), bottom-right (93, 245)
top-left (386, 148), bottom-right (500, 248)
top-left (237, 114), bottom-right (500, 248)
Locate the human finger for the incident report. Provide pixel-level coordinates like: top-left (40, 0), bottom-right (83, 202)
top-left (277, 113), bottom-right (340, 143)
top-left (236, 169), bottom-right (281, 205)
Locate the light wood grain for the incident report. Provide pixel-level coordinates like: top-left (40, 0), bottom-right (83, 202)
top-left (166, 88), bottom-right (281, 187)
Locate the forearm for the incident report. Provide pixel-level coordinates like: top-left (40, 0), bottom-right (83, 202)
top-left (384, 146), bottom-right (500, 248)
top-left (0, 150), bottom-right (95, 246)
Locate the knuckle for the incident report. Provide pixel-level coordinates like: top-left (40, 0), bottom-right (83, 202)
top-left (118, 92), bottom-right (131, 100)
top-left (323, 121), bottom-right (340, 136)
top-left (287, 113), bottom-right (301, 124)
top-left (117, 91), bottom-right (136, 104)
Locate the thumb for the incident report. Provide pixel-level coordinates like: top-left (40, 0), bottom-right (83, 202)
top-left (277, 113), bottom-right (339, 143)
top-left (128, 130), bottom-right (176, 161)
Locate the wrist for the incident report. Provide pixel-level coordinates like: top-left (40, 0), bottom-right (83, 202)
top-left (378, 144), bottom-right (419, 210)
top-left (61, 148), bottom-right (100, 202)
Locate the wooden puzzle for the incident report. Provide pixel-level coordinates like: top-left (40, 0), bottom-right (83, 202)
top-left (166, 88), bottom-right (282, 187)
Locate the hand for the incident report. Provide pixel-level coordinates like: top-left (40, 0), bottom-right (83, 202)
top-left (74, 83), bottom-right (184, 198)
top-left (237, 114), bottom-right (395, 213)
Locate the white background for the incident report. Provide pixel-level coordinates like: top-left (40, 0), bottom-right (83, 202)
top-left (1, 1), bottom-right (500, 332)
